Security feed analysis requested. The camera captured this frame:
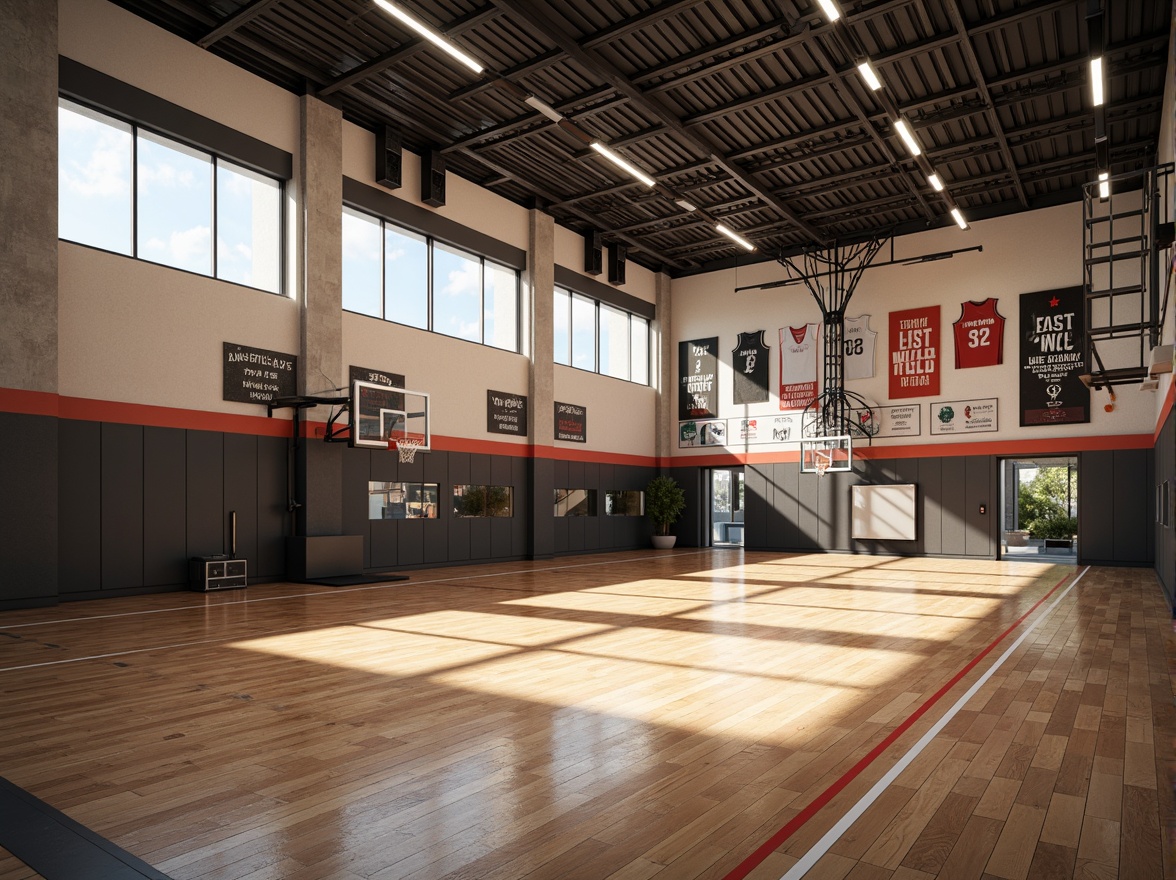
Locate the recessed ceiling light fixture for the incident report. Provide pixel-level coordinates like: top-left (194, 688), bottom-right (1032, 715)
top-left (373, 0), bottom-right (485, 74)
top-left (928, 172), bottom-right (944, 192)
top-left (950, 207), bottom-right (968, 230)
top-left (1090, 56), bottom-right (1105, 106)
top-left (893, 118), bottom-right (921, 157)
top-left (1098, 171), bottom-right (1110, 199)
top-left (716, 223), bottom-right (756, 251)
top-left (856, 60), bottom-right (883, 91)
top-left (590, 142), bottom-right (657, 188)
top-left (816, 0), bottom-right (841, 23)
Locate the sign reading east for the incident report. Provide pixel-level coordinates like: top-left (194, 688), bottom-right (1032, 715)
top-left (888, 305), bottom-right (940, 399)
top-left (487, 390), bottom-right (528, 436)
top-left (555, 401), bottom-right (587, 443)
top-left (679, 337), bottom-right (719, 419)
top-left (223, 342), bottom-right (297, 403)
top-left (1019, 287), bottom-right (1089, 426)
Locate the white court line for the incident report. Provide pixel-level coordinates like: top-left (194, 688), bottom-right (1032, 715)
top-left (0, 548), bottom-right (722, 630)
top-left (0, 550), bottom-right (731, 669)
top-left (778, 564), bottom-right (1090, 880)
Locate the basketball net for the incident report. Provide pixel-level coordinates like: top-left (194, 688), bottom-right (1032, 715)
top-left (387, 436), bottom-right (422, 464)
top-left (814, 451), bottom-right (830, 478)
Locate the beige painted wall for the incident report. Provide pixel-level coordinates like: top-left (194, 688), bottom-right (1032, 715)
top-left (59, 243), bottom-right (300, 413)
top-left (669, 201), bottom-right (1157, 458)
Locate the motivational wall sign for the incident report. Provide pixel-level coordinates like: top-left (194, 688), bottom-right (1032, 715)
top-left (731, 331), bottom-right (770, 404)
top-left (679, 337), bottom-right (719, 419)
top-left (888, 305), bottom-right (940, 398)
top-left (349, 365), bottom-right (405, 389)
top-left (1020, 287), bottom-right (1088, 425)
top-left (223, 342), bottom-right (297, 403)
top-left (487, 390), bottom-right (528, 436)
top-left (555, 401), bottom-right (587, 443)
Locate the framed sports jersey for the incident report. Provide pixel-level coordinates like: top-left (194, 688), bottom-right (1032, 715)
top-left (679, 337), bottom-right (719, 420)
top-left (953, 298), bottom-right (1005, 368)
top-left (732, 330), bottom-right (770, 404)
top-left (1019, 287), bottom-right (1089, 425)
top-left (888, 305), bottom-right (940, 399)
top-left (843, 315), bottom-right (877, 379)
top-left (779, 323), bottom-right (819, 411)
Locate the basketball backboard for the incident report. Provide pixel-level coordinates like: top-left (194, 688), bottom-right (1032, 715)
top-left (351, 380), bottom-right (430, 450)
top-left (800, 435), bottom-right (853, 474)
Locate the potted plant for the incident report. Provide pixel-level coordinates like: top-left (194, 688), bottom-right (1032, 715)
top-left (645, 474), bottom-right (686, 549)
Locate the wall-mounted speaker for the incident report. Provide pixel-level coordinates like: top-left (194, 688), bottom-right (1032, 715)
top-left (608, 242), bottom-right (627, 285)
top-left (584, 230), bottom-right (603, 276)
top-left (422, 149), bottom-right (446, 207)
top-left (376, 125), bottom-right (402, 190)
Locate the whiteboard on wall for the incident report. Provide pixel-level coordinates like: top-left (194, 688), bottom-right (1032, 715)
top-left (852, 484), bottom-right (917, 541)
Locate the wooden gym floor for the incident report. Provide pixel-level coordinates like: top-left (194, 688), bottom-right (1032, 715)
top-left (0, 550), bottom-right (1173, 880)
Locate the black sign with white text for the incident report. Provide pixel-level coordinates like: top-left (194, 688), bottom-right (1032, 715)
top-left (349, 365), bottom-right (405, 390)
top-left (488, 390), bottom-right (528, 436)
top-left (679, 337), bottom-right (719, 420)
top-left (223, 342), bottom-right (297, 403)
top-left (555, 401), bottom-right (587, 443)
top-left (1019, 287), bottom-right (1089, 426)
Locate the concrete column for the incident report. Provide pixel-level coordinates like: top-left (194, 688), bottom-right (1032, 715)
top-left (295, 94), bottom-right (344, 537)
top-left (0, 0), bottom-right (59, 604)
top-left (527, 208), bottom-right (555, 558)
top-left (654, 271), bottom-right (673, 465)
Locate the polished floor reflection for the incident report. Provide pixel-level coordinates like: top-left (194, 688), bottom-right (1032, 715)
top-left (0, 552), bottom-right (1171, 879)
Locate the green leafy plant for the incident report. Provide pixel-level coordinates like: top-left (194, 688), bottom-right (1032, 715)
top-left (1018, 466), bottom-right (1077, 539)
top-left (645, 474), bottom-right (686, 537)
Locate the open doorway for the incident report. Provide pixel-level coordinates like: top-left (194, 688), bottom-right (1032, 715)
top-left (710, 468), bottom-right (745, 547)
top-left (999, 457), bottom-right (1078, 563)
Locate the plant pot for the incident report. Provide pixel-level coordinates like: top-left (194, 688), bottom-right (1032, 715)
top-left (651, 535), bottom-right (677, 549)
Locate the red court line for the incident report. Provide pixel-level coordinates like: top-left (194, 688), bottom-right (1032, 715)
top-left (722, 568), bottom-right (1075, 880)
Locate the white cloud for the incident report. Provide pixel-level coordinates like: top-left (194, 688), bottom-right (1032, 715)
top-left (441, 263), bottom-right (480, 298)
top-left (60, 138), bottom-right (130, 199)
top-left (169, 225), bottom-right (211, 263)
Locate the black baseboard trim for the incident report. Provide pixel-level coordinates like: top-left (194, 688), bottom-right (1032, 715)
top-left (0, 776), bottom-right (173, 879)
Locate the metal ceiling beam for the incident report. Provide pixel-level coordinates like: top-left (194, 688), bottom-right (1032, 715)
top-left (580, 0), bottom-right (708, 49)
top-left (943, 0), bottom-right (1028, 208)
top-left (634, 17), bottom-right (797, 92)
top-left (803, 36), bottom-right (937, 223)
top-left (487, 0), bottom-right (829, 244)
top-left (319, 5), bottom-right (498, 96)
top-left (966, 0), bottom-right (1079, 36)
top-left (455, 146), bottom-right (688, 269)
top-left (449, 50), bottom-right (561, 101)
top-left (197, 0), bottom-right (282, 49)
top-left (442, 86), bottom-right (617, 151)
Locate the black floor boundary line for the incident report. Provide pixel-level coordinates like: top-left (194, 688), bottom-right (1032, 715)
top-left (0, 776), bottom-right (172, 879)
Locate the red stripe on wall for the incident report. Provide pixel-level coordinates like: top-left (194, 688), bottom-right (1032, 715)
top-left (1, 389), bottom-right (1156, 464)
top-left (1156, 381), bottom-right (1175, 443)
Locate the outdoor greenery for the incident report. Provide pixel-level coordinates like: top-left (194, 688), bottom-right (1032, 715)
top-left (645, 475), bottom-right (686, 537)
top-left (1018, 466), bottom-right (1077, 540)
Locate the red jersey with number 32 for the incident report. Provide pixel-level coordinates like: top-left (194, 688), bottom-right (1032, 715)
top-left (953, 298), bottom-right (1005, 368)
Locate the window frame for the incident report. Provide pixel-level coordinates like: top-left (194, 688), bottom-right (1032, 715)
top-left (342, 208), bottom-right (521, 354)
top-left (553, 284), bottom-right (651, 386)
top-left (57, 95), bottom-right (286, 296)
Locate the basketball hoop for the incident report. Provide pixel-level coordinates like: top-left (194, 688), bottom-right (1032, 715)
top-left (387, 436), bottom-right (422, 464)
top-left (814, 454), bottom-right (830, 478)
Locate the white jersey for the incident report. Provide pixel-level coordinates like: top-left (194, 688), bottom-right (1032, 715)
top-left (779, 323), bottom-right (819, 411)
top-left (843, 315), bottom-right (877, 380)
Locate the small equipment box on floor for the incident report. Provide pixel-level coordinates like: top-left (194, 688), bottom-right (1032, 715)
top-left (189, 556), bottom-right (248, 592)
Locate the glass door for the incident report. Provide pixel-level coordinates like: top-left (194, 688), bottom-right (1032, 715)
top-left (999, 457), bottom-right (1078, 562)
top-left (710, 469), bottom-right (745, 546)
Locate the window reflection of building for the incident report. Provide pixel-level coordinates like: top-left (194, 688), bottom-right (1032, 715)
top-left (368, 482), bottom-right (440, 519)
